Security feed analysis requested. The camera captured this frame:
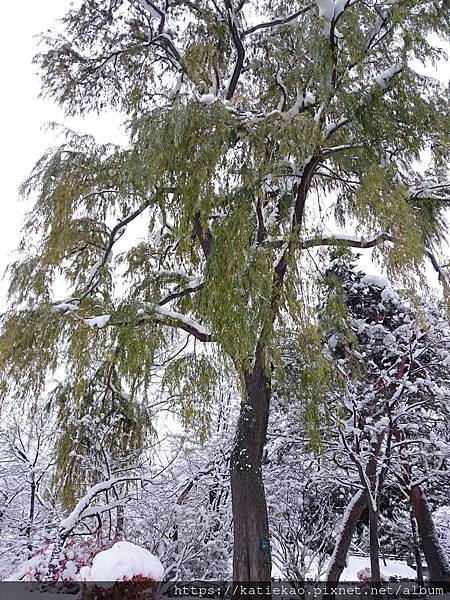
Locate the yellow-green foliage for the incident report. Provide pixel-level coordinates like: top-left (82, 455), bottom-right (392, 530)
top-left (162, 352), bottom-right (219, 442)
top-left (0, 0), bottom-right (448, 506)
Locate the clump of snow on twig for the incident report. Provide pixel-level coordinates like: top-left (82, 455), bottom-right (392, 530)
top-left (84, 315), bottom-right (111, 329)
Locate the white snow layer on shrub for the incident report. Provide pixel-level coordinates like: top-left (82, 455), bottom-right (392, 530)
top-left (81, 541), bottom-right (164, 582)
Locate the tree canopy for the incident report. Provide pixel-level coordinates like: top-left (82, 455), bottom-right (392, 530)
top-left (1, 0), bottom-right (449, 584)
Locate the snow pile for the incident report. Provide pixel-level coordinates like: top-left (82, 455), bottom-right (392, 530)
top-left (197, 93), bottom-right (217, 105)
top-left (79, 541), bottom-right (164, 583)
top-left (357, 566), bottom-right (388, 584)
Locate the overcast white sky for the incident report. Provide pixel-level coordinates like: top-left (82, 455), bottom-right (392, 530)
top-left (0, 2), bottom-right (124, 305)
top-left (0, 3), bottom-right (448, 307)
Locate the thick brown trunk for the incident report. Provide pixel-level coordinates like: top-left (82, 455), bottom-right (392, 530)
top-left (369, 507), bottom-right (381, 584)
top-left (230, 347), bottom-right (272, 586)
top-left (326, 490), bottom-right (367, 582)
top-left (410, 485), bottom-right (450, 582)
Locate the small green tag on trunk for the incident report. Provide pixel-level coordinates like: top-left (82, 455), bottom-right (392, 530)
top-left (260, 538), bottom-right (271, 552)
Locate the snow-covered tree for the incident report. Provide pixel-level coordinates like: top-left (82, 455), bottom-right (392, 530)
top-left (0, 0), bottom-right (449, 583)
top-left (321, 256), bottom-right (450, 583)
top-left (0, 408), bottom-right (57, 577)
top-left (127, 388), bottom-right (234, 580)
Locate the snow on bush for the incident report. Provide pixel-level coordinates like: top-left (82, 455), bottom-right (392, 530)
top-left (357, 567), bottom-right (388, 584)
top-left (8, 536), bottom-right (115, 582)
top-left (360, 274), bottom-right (390, 289)
top-left (8, 536), bottom-right (163, 588)
top-left (434, 506), bottom-right (450, 556)
top-left (79, 541), bottom-right (164, 582)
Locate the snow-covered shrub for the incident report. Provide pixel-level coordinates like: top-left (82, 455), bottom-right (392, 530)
top-left (357, 567), bottom-right (388, 584)
top-left (80, 541), bottom-right (163, 600)
top-left (9, 537), bottom-right (163, 599)
top-left (434, 507), bottom-right (450, 557)
top-left (10, 534), bottom-right (117, 582)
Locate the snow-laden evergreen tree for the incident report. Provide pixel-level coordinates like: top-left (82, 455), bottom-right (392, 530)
top-left (0, 0), bottom-right (449, 582)
top-left (321, 255), bottom-right (450, 583)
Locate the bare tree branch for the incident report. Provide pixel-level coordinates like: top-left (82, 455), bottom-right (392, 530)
top-left (243, 6), bottom-right (312, 36)
top-left (224, 0), bottom-right (246, 100)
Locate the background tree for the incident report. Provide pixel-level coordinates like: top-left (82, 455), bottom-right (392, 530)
top-left (0, 407), bottom-right (56, 576)
top-left (0, 0), bottom-right (449, 583)
top-left (321, 256), bottom-right (450, 583)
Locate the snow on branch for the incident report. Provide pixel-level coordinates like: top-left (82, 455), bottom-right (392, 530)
top-left (425, 248), bottom-right (449, 288)
top-left (159, 276), bottom-right (205, 306)
top-left (83, 314), bottom-right (111, 329)
top-left (326, 489), bottom-right (365, 578)
top-left (55, 195), bottom-right (155, 310)
top-left (59, 476), bottom-right (151, 535)
top-left (137, 0), bottom-right (165, 21)
top-left (243, 5), bottom-right (313, 36)
top-left (77, 499), bottom-right (130, 521)
top-left (300, 231), bottom-right (393, 249)
top-left (153, 306), bottom-right (212, 342)
top-left (410, 180), bottom-right (450, 202)
top-left (374, 63), bottom-right (404, 88)
top-left (315, 0), bottom-right (353, 39)
top-left (224, 0), bottom-right (246, 100)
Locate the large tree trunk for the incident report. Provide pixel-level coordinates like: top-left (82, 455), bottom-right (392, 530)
top-left (410, 485), bottom-right (450, 582)
top-left (326, 490), bottom-right (367, 583)
top-left (230, 345), bottom-right (272, 585)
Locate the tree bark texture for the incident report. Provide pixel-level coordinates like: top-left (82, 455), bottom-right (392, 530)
top-left (230, 347), bottom-right (272, 586)
top-left (410, 485), bottom-right (450, 582)
top-left (326, 490), bottom-right (367, 583)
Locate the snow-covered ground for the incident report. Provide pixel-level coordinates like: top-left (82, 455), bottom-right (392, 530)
top-left (273, 554), bottom-right (417, 581)
top-left (340, 556), bottom-right (417, 581)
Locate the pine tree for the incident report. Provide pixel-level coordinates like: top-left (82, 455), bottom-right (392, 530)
top-left (1, 0), bottom-right (449, 583)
